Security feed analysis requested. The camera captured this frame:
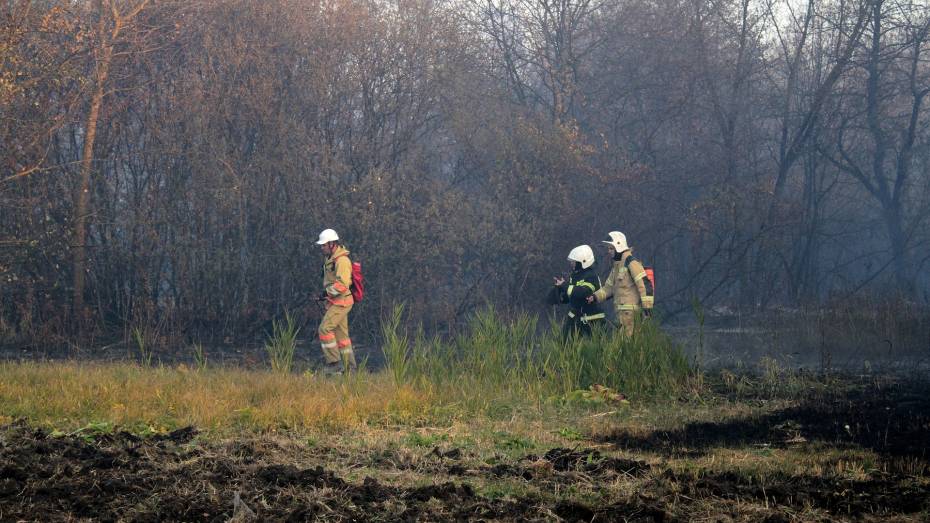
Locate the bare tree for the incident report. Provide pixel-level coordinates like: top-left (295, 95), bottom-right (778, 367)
top-left (822, 0), bottom-right (930, 296)
top-left (71, 0), bottom-right (153, 327)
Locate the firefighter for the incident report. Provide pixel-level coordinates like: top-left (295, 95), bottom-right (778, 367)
top-left (550, 245), bottom-right (606, 339)
top-left (316, 228), bottom-right (355, 374)
top-left (587, 231), bottom-right (653, 335)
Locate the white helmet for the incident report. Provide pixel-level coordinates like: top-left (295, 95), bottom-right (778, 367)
top-left (567, 245), bottom-right (595, 269)
top-left (316, 228), bottom-right (339, 245)
top-left (602, 231), bottom-right (629, 252)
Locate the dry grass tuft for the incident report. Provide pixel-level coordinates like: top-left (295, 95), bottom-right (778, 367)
top-left (0, 362), bottom-right (433, 434)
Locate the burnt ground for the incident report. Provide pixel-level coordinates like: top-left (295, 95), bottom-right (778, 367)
top-left (1, 380), bottom-right (929, 521)
top-left (601, 379), bottom-right (930, 460)
top-left (1, 428), bottom-right (928, 521)
top-left (0, 422), bottom-right (665, 522)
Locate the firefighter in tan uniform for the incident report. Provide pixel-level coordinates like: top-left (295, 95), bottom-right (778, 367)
top-left (587, 231), bottom-right (654, 335)
top-left (316, 228), bottom-right (355, 374)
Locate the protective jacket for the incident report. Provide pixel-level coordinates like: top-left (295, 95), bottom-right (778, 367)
top-left (593, 249), bottom-right (653, 312)
top-left (554, 265), bottom-right (606, 324)
top-left (322, 245), bottom-right (354, 307)
top-left (318, 244), bottom-right (355, 369)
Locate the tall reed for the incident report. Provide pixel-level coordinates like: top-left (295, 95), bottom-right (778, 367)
top-left (265, 311), bottom-right (299, 373)
top-left (381, 304), bottom-right (410, 385)
top-left (381, 306), bottom-right (690, 400)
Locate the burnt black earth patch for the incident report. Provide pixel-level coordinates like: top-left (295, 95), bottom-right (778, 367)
top-left (658, 469), bottom-right (930, 518)
top-left (2, 418), bottom-right (926, 522)
top-left (602, 379), bottom-right (930, 460)
top-left (540, 447), bottom-right (651, 475)
top-left (470, 447), bottom-right (650, 483)
top-left (0, 421), bottom-right (666, 522)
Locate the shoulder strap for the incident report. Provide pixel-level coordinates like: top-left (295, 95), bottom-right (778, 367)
top-left (326, 253), bottom-right (350, 273)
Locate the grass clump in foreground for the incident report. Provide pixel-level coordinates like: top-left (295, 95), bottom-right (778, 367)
top-left (265, 310), bottom-right (299, 373)
top-left (382, 304), bottom-right (690, 403)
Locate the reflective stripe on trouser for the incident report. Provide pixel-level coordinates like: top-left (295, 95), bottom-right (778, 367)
top-left (338, 338), bottom-right (356, 368)
top-left (319, 302), bottom-right (353, 365)
top-left (567, 311), bottom-right (606, 323)
top-left (319, 332), bottom-right (338, 356)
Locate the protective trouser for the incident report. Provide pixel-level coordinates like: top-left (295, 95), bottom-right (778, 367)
top-left (561, 312), bottom-right (605, 341)
top-left (318, 302), bottom-right (355, 368)
top-left (616, 305), bottom-right (644, 337)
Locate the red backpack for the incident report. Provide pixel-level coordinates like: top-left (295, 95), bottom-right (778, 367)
top-left (349, 261), bottom-right (364, 302)
top-left (625, 256), bottom-right (655, 299)
top-left (334, 253), bottom-right (365, 302)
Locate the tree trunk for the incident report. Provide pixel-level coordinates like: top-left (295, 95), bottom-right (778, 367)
top-left (884, 204), bottom-right (915, 297)
top-left (73, 5), bottom-right (114, 327)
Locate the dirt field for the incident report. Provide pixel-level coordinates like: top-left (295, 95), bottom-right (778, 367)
top-left (2, 376), bottom-right (928, 522)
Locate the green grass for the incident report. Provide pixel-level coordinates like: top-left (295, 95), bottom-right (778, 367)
top-left (265, 310), bottom-right (299, 373)
top-left (190, 342), bottom-right (208, 371)
top-left (131, 327), bottom-right (154, 367)
top-left (381, 305), bottom-right (690, 402)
